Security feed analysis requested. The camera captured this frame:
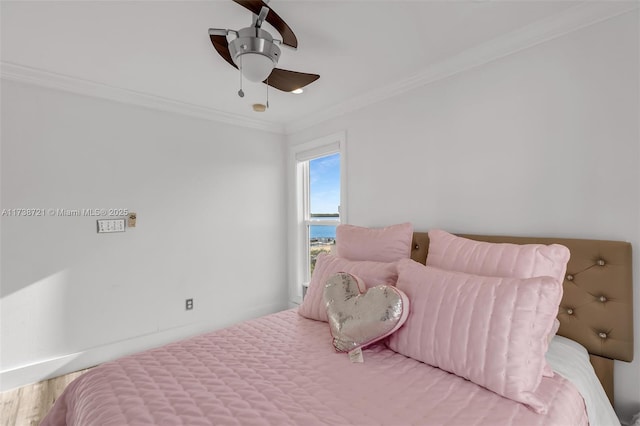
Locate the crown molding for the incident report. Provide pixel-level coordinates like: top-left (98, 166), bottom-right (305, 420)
top-left (0, 61), bottom-right (284, 134)
top-left (2, 2), bottom-right (636, 137)
top-left (285, 2), bottom-right (638, 135)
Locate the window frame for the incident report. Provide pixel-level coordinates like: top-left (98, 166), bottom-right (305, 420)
top-left (288, 131), bottom-right (347, 305)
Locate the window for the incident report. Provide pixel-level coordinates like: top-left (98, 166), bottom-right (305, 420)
top-left (306, 153), bottom-right (341, 277)
top-left (289, 132), bottom-right (346, 304)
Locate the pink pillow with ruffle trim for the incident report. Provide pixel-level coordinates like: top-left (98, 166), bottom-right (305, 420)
top-left (298, 254), bottom-right (398, 322)
top-left (387, 260), bottom-right (562, 414)
top-left (335, 223), bottom-right (413, 262)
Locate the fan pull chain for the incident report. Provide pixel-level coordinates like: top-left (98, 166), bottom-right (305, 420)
top-left (237, 55), bottom-right (244, 98)
top-left (266, 77), bottom-right (269, 109)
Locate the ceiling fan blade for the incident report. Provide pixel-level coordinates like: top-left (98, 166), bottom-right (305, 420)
top-left (209, 34), bottom-right (237, 69)
top-left (232, 0), bottom-right (298, 48)
top-left (266, 68), bottom-right (319, 92)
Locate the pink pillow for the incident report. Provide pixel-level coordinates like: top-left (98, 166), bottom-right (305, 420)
top-left (426, 229), bottom-right (570, 285)
top-left (298, 254), bottom-right (398, 322)
top-left (426, 229), bottom-right (569, 377)
top-left (335, 223), bottom-right (413, 262)
top-left (387, 260), bottom-right (562, 414)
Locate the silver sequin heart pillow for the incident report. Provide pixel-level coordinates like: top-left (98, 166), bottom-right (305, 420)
top-left (324, 272), bottom-right (409, 353)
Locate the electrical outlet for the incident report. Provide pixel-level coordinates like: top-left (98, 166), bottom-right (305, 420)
top-left (185, 298), bottom-right (193, 310)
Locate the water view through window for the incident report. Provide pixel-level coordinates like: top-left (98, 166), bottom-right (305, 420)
top-left (308, 153), bottom-right (340, 276)
top-left (309, 223), bottom-right (337, 275)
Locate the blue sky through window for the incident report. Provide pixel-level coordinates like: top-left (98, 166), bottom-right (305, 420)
top-left (309, 153), bottom-right (340, 215)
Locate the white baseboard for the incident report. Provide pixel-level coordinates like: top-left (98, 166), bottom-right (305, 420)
top-left (0, 302), bottom-right (287, 392)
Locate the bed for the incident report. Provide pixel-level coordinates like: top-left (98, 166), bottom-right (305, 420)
top-left (41, 229), bottom-right (633, 426)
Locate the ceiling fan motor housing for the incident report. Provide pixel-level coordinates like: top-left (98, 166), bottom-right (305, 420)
top-left (229, 27), bottom-right (281, 82)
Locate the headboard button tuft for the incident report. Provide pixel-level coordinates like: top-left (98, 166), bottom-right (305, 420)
top-left (598, 332), bottom-right (608, 339)
top-left (567, 308), bottom-right (574, 315)
top-left (599, 296), bottom-right (607, 303)
top-left (566, 274), bottom-right (574, 281)
top-left (597, 259), bottom-right (606, 266)
top-left (414, 244), bottom-right (420, 250)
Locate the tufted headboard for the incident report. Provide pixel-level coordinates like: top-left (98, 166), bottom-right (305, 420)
top-left (410, 232), bottom-right (633, 405)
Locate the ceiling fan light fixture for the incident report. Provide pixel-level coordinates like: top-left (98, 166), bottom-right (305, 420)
top-left (229, 27), bottom-right (280, 82)
top-left (238, 52), bottom-right (275, 82)
top-left (291, 88), bottom-right (304, 94)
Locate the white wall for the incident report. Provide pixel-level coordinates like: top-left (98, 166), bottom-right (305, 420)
top-left (288, 11), bottom-right (639, 421)
top-left (0, 81), bottom-right (288, 389)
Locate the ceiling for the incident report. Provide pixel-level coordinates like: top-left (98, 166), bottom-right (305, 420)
top-left (0, 1), bottom-right (614, 130)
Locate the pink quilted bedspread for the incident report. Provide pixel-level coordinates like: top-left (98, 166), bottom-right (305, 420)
top-left (42, 309), bottom-right (587, 426)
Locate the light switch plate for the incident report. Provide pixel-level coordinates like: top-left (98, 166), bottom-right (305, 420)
top-left (97, 219), bottom-right (126, 233)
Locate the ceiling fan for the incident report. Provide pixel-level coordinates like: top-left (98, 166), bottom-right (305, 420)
top-left (208, 0), bottom-right (320, 96)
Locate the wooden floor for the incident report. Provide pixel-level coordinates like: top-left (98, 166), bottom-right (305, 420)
top-left (0, 369), bottom-right (92, 426)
